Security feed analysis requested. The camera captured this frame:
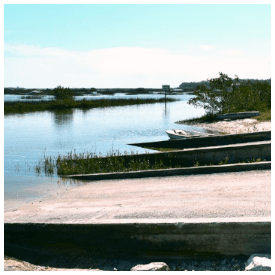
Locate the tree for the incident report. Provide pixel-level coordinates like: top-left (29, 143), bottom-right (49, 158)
top-left (51, 86), bottom-right (74, 101)
top-left (187, 72), bottom-right (271, 115)
top-left (188, 72), bottom-right (236, 115)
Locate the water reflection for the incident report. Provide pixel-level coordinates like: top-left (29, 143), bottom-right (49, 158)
top-left (162, 100), bottom-right (170, 118)
top-left (52, 109), bottom-right (74, 127)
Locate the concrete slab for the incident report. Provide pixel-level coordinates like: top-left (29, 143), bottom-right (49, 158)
top-left (66, 161), bottom-right (271, 181)
top-left (5, 170), bottom-right (271, 222)
top-left (5, 170), bottom-right (271, 257)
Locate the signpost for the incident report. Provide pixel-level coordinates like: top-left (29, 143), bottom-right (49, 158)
top-left (162, 85), bottom-right (170, 102)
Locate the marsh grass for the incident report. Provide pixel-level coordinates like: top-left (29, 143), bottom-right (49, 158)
top-left (35, 155), bottom-right (55, 176)
top-left (35, 149), bottom-right (268, 177)
top-left (4, 97), bottom-right (177, 115)
top-left (54, 150), bottom-right (181, 176)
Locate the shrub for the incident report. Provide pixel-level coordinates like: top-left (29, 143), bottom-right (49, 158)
top-left (51, 86), bottom-right (74, 101)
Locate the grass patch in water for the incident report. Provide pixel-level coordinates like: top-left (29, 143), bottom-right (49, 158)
top-left (4, 97), bottom-right (177, 115)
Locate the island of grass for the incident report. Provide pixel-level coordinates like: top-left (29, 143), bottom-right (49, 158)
top-left (4, 86), bottom-right (177, 115)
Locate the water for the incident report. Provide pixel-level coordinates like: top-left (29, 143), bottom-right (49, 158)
top-left (4, 92), bottom-right (167, 102)
top-left (4, 93), bottom-right (206, 210)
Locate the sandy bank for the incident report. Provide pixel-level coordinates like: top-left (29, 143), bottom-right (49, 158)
top-left (195, 119), bottom-right (271, 135)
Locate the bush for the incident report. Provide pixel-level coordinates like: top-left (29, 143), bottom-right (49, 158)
top-left (51, 86), bottom-right (74, 101)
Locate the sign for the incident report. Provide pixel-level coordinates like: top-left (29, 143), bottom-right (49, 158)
top-left (162, 85), bottom-right (170, 92)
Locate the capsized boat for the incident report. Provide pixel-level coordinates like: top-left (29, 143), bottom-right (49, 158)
top-left (165, 129), bottom-right (214, 140)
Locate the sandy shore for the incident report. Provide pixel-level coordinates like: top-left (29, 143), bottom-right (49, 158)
top-left (195, 119), bottom-right (271, 134)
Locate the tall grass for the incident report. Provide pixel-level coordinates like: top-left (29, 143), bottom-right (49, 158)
top-left (35, 150), bottom-right (182, 176)
top-left (35, 149), bottom-right (268, 177)
top-left (35, 155), bottom-right (55, 176)
top-left (55, 150), bottom-right (180, 176)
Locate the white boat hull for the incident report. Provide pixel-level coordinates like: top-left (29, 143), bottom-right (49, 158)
top-left (165, 129), bottom-right (214, 140)
top-left (165, 130), bottom-right (200, 140)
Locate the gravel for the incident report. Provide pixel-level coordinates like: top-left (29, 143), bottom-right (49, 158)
top-left (4, 255), bottom-right (249, 271)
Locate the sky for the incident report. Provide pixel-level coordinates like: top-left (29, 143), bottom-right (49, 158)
top-left (3, 2), bottom-right (272, 88)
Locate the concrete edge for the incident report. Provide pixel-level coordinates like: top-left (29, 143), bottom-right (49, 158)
top-left (128, 131), bottom-right (271, 149)
top-left (4, 216), bottom-right (271, 225)
top-left (4, 218), bottom-right (271, 257)
top-left (65, 161), bottom-right (271, 181)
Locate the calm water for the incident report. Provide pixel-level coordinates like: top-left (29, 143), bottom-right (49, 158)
top-left (4, 93), bottom-right (206, 209)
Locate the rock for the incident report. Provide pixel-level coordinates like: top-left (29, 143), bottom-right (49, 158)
top-left (245, 254), bottom-right (271, 271)
top-left (131, 262), bottom-right (170, 271)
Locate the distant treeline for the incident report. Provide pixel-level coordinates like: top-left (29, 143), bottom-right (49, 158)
top-left (179, 78), bottom-right (271, 91)
top-left (4, 87), bottom-right (164, 95)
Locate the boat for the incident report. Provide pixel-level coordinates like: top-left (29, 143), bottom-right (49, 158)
top-left (165, 129), bottom-right (214, 140)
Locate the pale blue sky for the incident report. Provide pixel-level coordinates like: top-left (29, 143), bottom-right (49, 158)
top-left (4, 3), bottom-right (271, 88)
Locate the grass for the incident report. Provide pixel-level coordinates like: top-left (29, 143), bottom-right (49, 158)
top-left (35, 150), bottom-right (180, 176)
top-left (4, 97), bottom-right (177, 115)
top-left (255, 109), bottom-right (271, 122)
top-left (35, 149), bottom-right (268, 177)
top-left (35, 155), bottom-right (55, 176)
top-left (176, 114), bottom-right (216, 124)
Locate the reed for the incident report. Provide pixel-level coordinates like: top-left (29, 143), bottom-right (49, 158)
top-left (54, 150), bottom-right (180, 176)
top-left (35, 149), bottom-right (267, 177)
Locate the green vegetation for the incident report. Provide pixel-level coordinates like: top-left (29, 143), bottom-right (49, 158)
top-left (176, 113), bottom-right (219, 124)
top-left (4, 95), bottom-right (177, 115)
top-left (5, 85), bottom-right (178, 115)
top-left (35, 149), bottom-right (268, 177)
top-left (255, 109), bottom-right (271, 122)
top-left (188, 72), bottom-right (271, 117)
top-left (192, 157), bottom-right (265, 168)
top-left (36, 150), bottom-right (183, 176)
top-left (50, 86), bottom-right (74, 101)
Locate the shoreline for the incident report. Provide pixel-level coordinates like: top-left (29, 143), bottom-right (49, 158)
top-left (195, 118), bottom-right (271, 135)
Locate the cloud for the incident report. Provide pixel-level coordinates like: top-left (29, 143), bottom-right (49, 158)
top-left (4, 44), bottom-right (271, 88)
